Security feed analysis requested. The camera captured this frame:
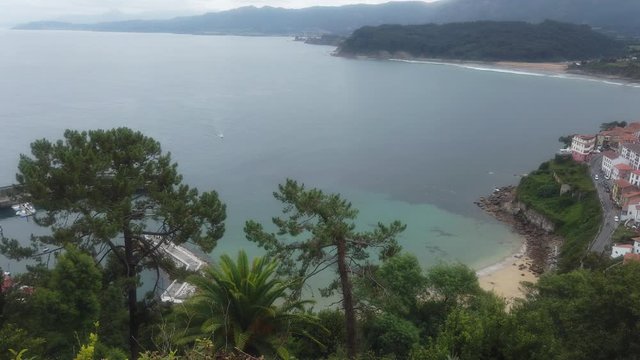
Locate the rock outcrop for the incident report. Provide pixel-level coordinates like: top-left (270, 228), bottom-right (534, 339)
top-left (476, 186), bottom-right (562, 273)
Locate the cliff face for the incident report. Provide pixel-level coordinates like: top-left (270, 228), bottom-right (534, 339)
top-left (504, 201), bottom-right (556, 233)
top-left (476, 186), bottom-right (562, 273)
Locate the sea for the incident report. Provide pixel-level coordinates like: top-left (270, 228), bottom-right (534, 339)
top-left (1, 30), bottom-right (640, 300)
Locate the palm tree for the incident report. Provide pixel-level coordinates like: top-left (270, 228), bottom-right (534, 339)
top-left (174, 251), bottom-right (323, 359)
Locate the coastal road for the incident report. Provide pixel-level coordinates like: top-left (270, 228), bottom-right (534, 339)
top-left (588, 154), bottom-right (619, 254)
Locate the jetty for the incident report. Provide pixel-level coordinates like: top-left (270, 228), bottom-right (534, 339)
top-left (145, 235), bottom-right (207, 303)
top-left (0, 185), bottom-right (25, 208)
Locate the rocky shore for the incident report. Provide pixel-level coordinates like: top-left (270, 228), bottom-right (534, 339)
top-left (475, 186), bottom-right (563, 275)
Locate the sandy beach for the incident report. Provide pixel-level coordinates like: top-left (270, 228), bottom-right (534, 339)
top-left (477, 244), bottom-right (538, 306)
top-left (493, 61), bottom-right (568, 74)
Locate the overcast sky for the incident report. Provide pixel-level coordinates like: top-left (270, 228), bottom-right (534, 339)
top-left (0, 0), bottom-right (438, 27)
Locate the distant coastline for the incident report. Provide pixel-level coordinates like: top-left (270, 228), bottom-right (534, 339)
top-left (339, 53), bottom-right (640, 86)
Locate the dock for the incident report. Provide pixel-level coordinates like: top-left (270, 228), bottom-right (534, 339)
top-left (145, 235), bottom-right (207, 303)
top-left (0, 185), bottom-right (25, 208)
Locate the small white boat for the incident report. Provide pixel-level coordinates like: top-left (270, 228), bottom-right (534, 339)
top-left (13, 202), bottom-right (35, 217)
top-left (218, 133), bottom-right (224, 139)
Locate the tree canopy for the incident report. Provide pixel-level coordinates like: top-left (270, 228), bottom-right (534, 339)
top-left (338, 20), bottom-right (625, 62)
top-left (245, 179), bottom-right (405, 358)
top-left (174, 250), bottom-right (323, 359)
top-left (1, 128), bottom-right (226, 359)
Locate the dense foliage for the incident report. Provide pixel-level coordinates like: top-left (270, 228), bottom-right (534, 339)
top-left (173, 251), bottom-right (322, 358)
top-left (570, 59), bottom-right (640, 80)
top-left (0, 128), bottom-right (226, 359)
top-left (338, 20), bottom-right (625, 62)
top-left (516, 157), bottom-right (602, 271)
top-left (245, 179), bottom-right (406, 358)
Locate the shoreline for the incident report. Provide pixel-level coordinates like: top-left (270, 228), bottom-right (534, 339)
top-left (356, 54), bottom-right (640, 86)
top-left (473, 186), bottom-right (563, 303)
top-left (476, 242), bottom-right (538, 305)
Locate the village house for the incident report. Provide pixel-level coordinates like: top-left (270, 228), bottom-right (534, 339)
top-left (601, 151), bottom-right (630, 177)
top-left (623, 203), bottom-right (640, 222)
top-left (611, 243), bottom-right (634, 258)
top-left (597, 124), bottom-right (640, 150)
top-left (611, 163), bottom-right (633, 181)
top-left (623, 253), bottom-right (640, 263)
top-left (613, 238), bottom-right (640, 260)
top-left (620, 143), bottom-right (640, 170)
top-left (630, 170), bottom-right (640, 187)
top-left (632, 237), bottom-right (640, 254)
top-left (612, 179), bottom-right (636, 206)
top-left (570, 134), bottom-right (596, 162)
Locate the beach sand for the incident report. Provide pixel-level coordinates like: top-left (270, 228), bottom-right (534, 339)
top-left (494, 61), bottom-right (568, 74)
top-left (476, 245), bottom-right (538, 307)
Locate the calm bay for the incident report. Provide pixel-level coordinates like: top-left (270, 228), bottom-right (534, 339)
top-left (2, 30), bottom-right (640, 296)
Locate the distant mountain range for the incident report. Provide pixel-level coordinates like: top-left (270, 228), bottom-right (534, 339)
top-left (14, 0), bottom-right (640, 38)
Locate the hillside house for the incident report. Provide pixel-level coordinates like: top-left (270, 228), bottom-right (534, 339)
top-left (612, 243), bottom-right (634, 258)
top-left (571, 134), bottom-right (596, 162)
top-left (602, 152), bottom-right (630, 178)
top-left (621, 143), bottom-right (640, 170)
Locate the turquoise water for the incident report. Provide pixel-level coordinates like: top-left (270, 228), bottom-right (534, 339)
top-left (1, 30), bottom-right (640, 285)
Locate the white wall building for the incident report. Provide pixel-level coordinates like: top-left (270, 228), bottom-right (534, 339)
top-left (603, 155), bottom-right (631, 178)
top-left (612, 163), bottom-right (633, 181)
top-left (634, 238), bottom-right (640, 254)
top-left (611, 244), bottom-right (634, 258)
top-left (622, 203), bottom-right (640, 221)
top-left (620, 143), bottom-right (640, 170)
top-left (630, 170), bottom-right (640, 187)
top-left (571, 135), bottom-right (596, 162)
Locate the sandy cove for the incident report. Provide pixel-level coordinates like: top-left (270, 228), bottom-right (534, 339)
top-left (476, 243), bottom-right (538, 305)
top-left (474, 186), bottom-right (563, 305)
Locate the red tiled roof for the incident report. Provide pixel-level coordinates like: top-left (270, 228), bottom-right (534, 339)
top-left (615, 163), bottom-right (633, 171)
top-left (601, 127), bottom-right (634, 136)
top-left (575, 134), bottom-right (596, 140)
top-left (621, 195), bottom-right (640, 208)
top-left (632, 170), bottom-right (640, 176)
top-left (620, 191), bottom-right (640, 202)
top-left (614, 244), bottom-right (634, 249)
top-left (603, 151), bottom-right (618, 159)
top-left (623, 143), bottom-right (640, 154)
top-left (616, 179), bottom-right (633, 188)
top-left (627, 122), bottom-right (640, 130)
top-left (624, 253), bottom-right (640, 263)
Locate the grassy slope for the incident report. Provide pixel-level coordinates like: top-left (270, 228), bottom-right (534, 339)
top-left (516, 157), bottom-right (602, 272)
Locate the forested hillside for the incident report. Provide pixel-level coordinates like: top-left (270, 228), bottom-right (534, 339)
top-left (338, 21), bottom-right (625, 62)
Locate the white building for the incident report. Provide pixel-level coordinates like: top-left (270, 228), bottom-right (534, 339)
top-left (602, 153), bottom-right (631, 178)
top-left (633, 238), bottom-right (640, 254)
top-left (612, 163), bottom-right (633, 181)
top-left (571, 135), bottom-right (596, 162)
top-left (630, 170), bottom-right (640, 187)
top-left (620, 143), bottom-right (640, 170)
top-left (622, 203), bottom-right (640, 222)
top-left (611, 244), bottom-right (634, 258)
